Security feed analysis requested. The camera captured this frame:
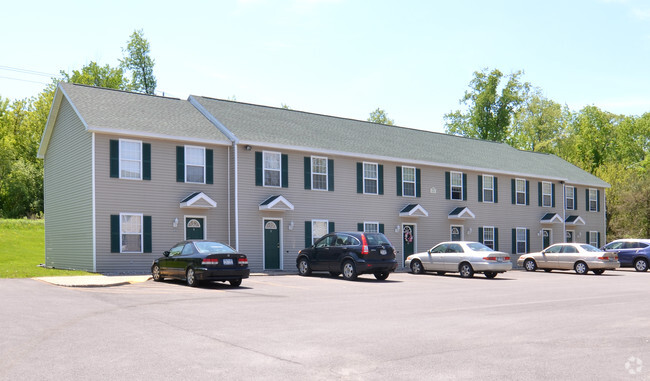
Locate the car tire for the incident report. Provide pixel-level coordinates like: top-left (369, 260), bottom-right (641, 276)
top-left (152, 264), bottom-right (163, 282)
top-left (459, 262), bottom-right (474, 278)
top-left (297, 258), bottom-right (312, 276)
top-left (436, 271), bottom-right (446, 276)
top-left (186, 268), bottom-right (199, 287)
top-left (484, 271), bottom-right (497, 279)
top-left (634, 258), bottom-right (648, 272)
top-left (410, 259), bottom-right (424, 274)
top-left (593, 270), bottom-right (605, 275)
top-left (341, 260), bottom-right (358, 281)
top-left (544, 269), bottom-right (552, 272)
top-left (229, 279), bottom-right (242, 287)
top-left (574, 261), bottom-right (588, 275)
top-left (374, 272), bottom-right (390, 281)
top-left (524, 259), bottom-right (537, 272)
top-left (329, 271), bottom-right (340, 277)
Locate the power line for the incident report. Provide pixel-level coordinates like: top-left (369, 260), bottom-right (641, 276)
top-left (0, 65), bottom-right (58, 78)
top-left (0, 75), bottom-right (50, 85)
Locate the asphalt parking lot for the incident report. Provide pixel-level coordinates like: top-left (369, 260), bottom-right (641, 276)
top-left (1, 269), bottom-right (649, 380)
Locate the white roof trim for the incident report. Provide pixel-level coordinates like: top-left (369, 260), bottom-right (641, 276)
top-left (399, 204), bottom-right (429, 217)
top-left (448, 207), bottom-right (476, 220)
top-left (259, 195), bottom-right (294, 211)
top-left (540, 213), bottom-right (563, 224)
top-left (565, 215), bottom-right (586, 226)
top-left (180, 192), bottom-right (217, 209)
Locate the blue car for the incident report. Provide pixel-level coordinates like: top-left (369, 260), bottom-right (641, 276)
top-left (602, 239), bottom-right (650, 272)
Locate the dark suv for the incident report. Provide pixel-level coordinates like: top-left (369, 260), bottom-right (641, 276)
top-left (296, 231), bottom-right (398, 280)
top-left (602, 239), bottom-right (650, 271)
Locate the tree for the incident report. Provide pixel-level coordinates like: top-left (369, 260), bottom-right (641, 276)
top-left (61, 61), bottom-right (128, 90)
top-left (120, 29), bottom-right (157, 94)
top-left (368, 108), bottom-right (394, 125)
top-left (445, 68), bottom-right (530, 142)
top-left (509, 92), bottom-right (569, 153)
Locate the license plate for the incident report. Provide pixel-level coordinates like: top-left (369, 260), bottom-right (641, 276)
top-left (223, 258), bottom-right (234, 265)
top-left (497, 258), bottom-right (504, 262)
top-left (380, 249), bottom-right (387, 255)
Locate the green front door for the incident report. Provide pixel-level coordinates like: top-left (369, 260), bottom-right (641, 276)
top-left (186, 217), bottom-right (204, 240)
top-left (403, 224), bottom-right (415, 266)
top-left (264, 219), bottom-right (281, 269)
top-left (542, 229), bottom-right (551, 249)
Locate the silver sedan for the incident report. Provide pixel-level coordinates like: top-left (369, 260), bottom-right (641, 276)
top-left (406, 241), bottom-right (512, 278)
top-left (517, 243), bottom-right (619, 275)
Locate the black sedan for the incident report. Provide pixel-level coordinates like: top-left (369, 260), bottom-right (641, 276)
top-left (151, 241), bottom-right (250, 287)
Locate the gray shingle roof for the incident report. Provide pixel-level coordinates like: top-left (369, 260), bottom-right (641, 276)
top-left (191, 96), bottom-right (609, 188)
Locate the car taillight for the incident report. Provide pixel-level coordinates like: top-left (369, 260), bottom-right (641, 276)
top-left (483, 256), bottom-right (496, 261)
top-left (361, 234), bottom-right (369, 255)
top-left (598, 256), bottom-right (615, 260)
top-left (238, 257), bottom-right (248, 265)
top-left (202, 258), bottom-right (219, 265)
top-left (504, 257), bottom-right (510, 261)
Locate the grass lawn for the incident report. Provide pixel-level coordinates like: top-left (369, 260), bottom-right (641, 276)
top-left (0, 219), bottom-right (94, 278)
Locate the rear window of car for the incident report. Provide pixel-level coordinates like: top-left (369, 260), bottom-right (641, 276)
top-left (195, 242), bottom-right (236, 254)
top-left (466, 242), bottom-right (493, 252)
top-left (580, 244), bottom-right (601, 252)
top-left (365, 233), bottom-right (392, 246)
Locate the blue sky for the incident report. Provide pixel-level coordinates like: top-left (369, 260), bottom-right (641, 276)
top-left (2, 0), bottom-right (649, 132)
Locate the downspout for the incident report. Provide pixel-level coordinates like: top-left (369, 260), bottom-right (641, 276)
top-left (92, 132), bottom-right (97, 272)
top-left (603, 189), bottom-right (607, 247)
top-left (561, 181), bottom-right (566, 244)
top-left (233, 142), bottom-right (240, 251)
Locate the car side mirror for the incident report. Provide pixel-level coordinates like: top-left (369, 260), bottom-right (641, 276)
top-left (163, 251), bottom-right (170, 257)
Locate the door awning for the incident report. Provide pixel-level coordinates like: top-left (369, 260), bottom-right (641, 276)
top-left (259, 195), bottom-right (294, 211)
top-left (399, 204), bottom-right (429, 217)
top-left (180, 192), bottom-right (217, 209)
top-left (565, 215), bottom-right (586, 226)
top-left (448, 207), bottom-right (475, 220)
top-left (540, 213), bottom-right (563, 224)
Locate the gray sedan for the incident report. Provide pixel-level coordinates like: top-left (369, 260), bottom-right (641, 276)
top-left (405, 241), bottom-right (512, 278)
top-left (517, 243), bottom-right (619, 275)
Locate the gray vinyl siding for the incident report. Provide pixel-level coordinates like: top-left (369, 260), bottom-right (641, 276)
top-left (43, 97), bottom-right (94, 271)
top-left (94, 134), bottom-right (231, 273)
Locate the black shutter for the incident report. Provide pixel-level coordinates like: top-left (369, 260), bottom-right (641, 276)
top-left (526, 229), bottom-right (530, 253)
top-left (597, 190), bottom-right (601, 212)
top-left (478, 227), bottom-right (484, 244)
top-left (494, 177), bottom-right (498, 203)
top-left (526, 180), bottom-right (530, 205)
top-left (585, 189), bottom-right (589, 211)
top-left (110, 140), bottom-right (119, 178)
top-left (304, 157), bottom-right (311, 190)
top-left (357, 163), bottom-right (363, 193)
top-left (143, 216), bottom-right (152, 253)
top-left (598, 232), bottom-right (601, 247)
top-left (304, 221), bottom-right (312, 248)
top-left (142, 143), bottom-right (151, 180)
top-left (478, 175), bottom-right (483, 202)
top-left (110, 215), bottom-right (120, 253)
top-left (379, 224), bottom-right (385, 234)
top-left (255, 152), bottom-right (263, 186)
top-left (357, 223), bottom-right (364, 232)
top-left (396, 166), bottom-right (402, 196)
top-left (551, 183), bottom-right (556, 207)
top-left (206, 149), bottom-right (213, 184)
top-left (462, 173), bottom-right (467, 201)
top-left (328, 159), bottom-right (334, 191)
top-left (176, 146), bottom-right (185, 183)
top-left (329, 221), bottom-right (335, 233)
top-left (416, 168), bottom-right (421, 198)
top-left (281, 154), bottom-right (288, 188)
top-left (511, 179), bottom-right (516, 204)
top-left (538, 182), bottom-right (542, 207)
top-left (378, 164), bottom-right (384, 195)
top-left (495, 228), bottom-right (499, 251)
top-left (512, 228), bottom-right (516, 254)
top-left (445, 172), bottom-right (451, 200)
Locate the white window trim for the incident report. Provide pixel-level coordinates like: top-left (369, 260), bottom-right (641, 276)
top-left (311, 219), bottom-right (329, 245)
top-left (364, 221), bottom-right (380, 233)
top-left (516, 227), bottom-right (527, 254)
top-left (363, 162), bottom-right (379, 195)
top-left (483, 226), bottom-right (495, 249)
top-left (588, 188), bottom-right (598, 212)
top-left (542, 181), bottom-right (552, 207)
top-left (119, 138), bottom-right (142, 180)
top-left (589, 231), bottom-right (598, 247)
top-left (566, 186), bottom-right (575, 210)
top-left (263, 151), bottom-right (282, 188)
top-left (451, 171), bottom-right (463, 200)
top-left (311, 156), bottom-right (328, 191)
top-left (450, 225), bottom-right (463, 241)
top-left (402, 166), bottom-right (416, 197)
top-left (482, 174), bottom-right (494, 203)
top-left (119, 212), bottom-right (143, 253)
top-left (185, 145), bottom-right (206, 184)
top-left (516, 178), bottom-right (526, 205)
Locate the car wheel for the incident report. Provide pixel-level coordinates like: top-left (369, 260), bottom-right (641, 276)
top-left (410, 259), bottom-right (424, 274)
top-left (634, 258), bottom-right (648, 272)
top-left (544, 269), bottom-right (552, 272)
top-left (152, 264), bottom-right (163, 282)
top-left (574, 261), bottom-right (588, 275)
top-left (374, 272), bottom-right (390, 281)
top-left (229, 278), bottom-right (242, 287)
top-left (436, 271), bottom-right (446, 276)
top-left (186, 268), bottom-right (199, 287)
top-left (341, 260), bottom-right (358, 281)
top-left (524, 259), bottom-right (537, 272)
top-left (297, 258), bottom-right (312, 276)
top-left (459, 262), bottom-right (474, 278)
top-left (484, 271), bottom-right (497, 279)
top-left (593, 270), bottom-right (605, 275)
top-left (329, 271), bottom-right (340, 277)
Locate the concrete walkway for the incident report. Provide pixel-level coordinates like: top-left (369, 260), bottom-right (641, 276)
top-left (33, 275), bottom-right (152, 287)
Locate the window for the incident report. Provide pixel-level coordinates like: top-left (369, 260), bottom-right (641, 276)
top-left (451, 171), bottom-right (463, 200)
top-left (450, 225), bottom-right (463, 241)
top-left (483, 175), bottom-right (494, 203)
top-left (312, 220), bottom-right (328, 245)
top-left (363, 163), bottom-right (378, 194)
top-left (402, 166), bottom-right (416, 197)
top-left (311, 156), bottom-right (328, 191)
top-left (589, 189), bottom-right (598, 212)
top-left (264, 151), bottom-right (282, 187)
top-left (589, 231), bottom-right (599, 247)
top-left (516, 179), bottom-right (526, 205)
top-left (119, 139), bottom-right (142, 179)
top-left (185, 146), bottom-right (205, 183)
top-left (364, 222), bottom-right (379, 233)
top-left (542, 182), bottom-right (552, 207)
top-left (516, 228), bottom-right (527, 254)
top-left (120, 213), bottom-right (142, 253)
top-left (483, 227), bottom-right (495, 250)
top-left (566, 186), bottom-right (575, 210)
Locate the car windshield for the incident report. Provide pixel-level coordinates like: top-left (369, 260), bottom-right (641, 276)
top-left (580, 244), bottom-right (602, 252)
top-left (466, 242), bottom-right (493, 252)
top-left (195, 241), bottom-right (236, 254)
top-left (365, 233), bottom-right (392, 246)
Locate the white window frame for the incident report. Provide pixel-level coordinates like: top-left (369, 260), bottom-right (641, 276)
top-left (589, 231), bottom-right (599, 247)
top-left (120, 213), bottom-right (143, 253)
top-left (589, 189), bottom-right (598, 212)
top-left (402, 166), bottom-right (416, 197)
top-left (542, 181), bottom-right (552, 207)
top-left (483, 226), bottom-right (495, 250)
top-left (451, 171), bottom-right (463, 200)
top-left (363, 162), bottom-right (379, 195)
top-left (516, 178), bottom-right (526, 205)
top-left (185, 145), bottom-right (206, 184)
top-left (311, 156), bottom-right (328, 191)
top-left (482, 175), bottom-right (494, 203)
top-left (119, 139), bottom-right (142, 180)
top-left (311, 219), bottom-right (329, 245)
top-left (516, 227), bottom-right (527, 254)
top-left (364, 222), bottom-right (379, 233)
top-left (450, 225), bottom-right (463, 241)
top-left (263, 151), bottom-right (282, 188)
top-left (566, 186), bottom-right (575, 210)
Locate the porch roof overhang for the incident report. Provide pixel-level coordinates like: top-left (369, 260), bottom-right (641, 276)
top-left (180, 192), bottom-right (217, 209)
top-left (259, 195), bottom-right (294, 211)
top-left (399, 204), bottom-right (429, 217)
top-left (540, 213), bottom-right (563, 224)
top-left (448, 207), bottom-right (475, 220)
top-left (565, 215), bottom-right (586, 226)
